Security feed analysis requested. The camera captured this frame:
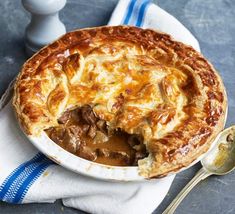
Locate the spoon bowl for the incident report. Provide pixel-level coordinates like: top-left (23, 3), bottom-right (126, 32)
top-left (163, 125), bottom-right (235, 214)
top-left (202, 125), bottom-right (235, 175)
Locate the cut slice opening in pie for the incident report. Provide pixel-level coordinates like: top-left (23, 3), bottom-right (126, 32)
top-left (13, 26), bottom-right (227, 178)
top-left (45, 105), bottom-right (148, 167)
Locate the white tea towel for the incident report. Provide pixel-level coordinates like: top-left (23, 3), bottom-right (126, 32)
top-left (0, 0), bottom-right (200, 213)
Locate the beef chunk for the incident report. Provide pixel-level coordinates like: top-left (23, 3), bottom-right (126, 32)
top-left (81, 105), bottom-right (97, 125)
top-left (109, 151), bottom-right (131, 164)
top-left (58, 111), bottom-right (71, 124)
top-left (63, 127), bottom-right (82, 153)
top-left (81, 124), bottom-right (90, 133)
top-left (67, 125), bottom-right (83, 136)
top-left (78, 146), bottom-right (97, 161)
top-left (69, 108), bottom-right (81, 123)
top-left (87, 125), bottom-right (97, 138)
top-left (96, 148), bottom-right (131, 164)
top-left (58, 108), bottom-right (81, 125)
top-left (48, 127), bottom-right (66, 145)
top-left (127, 135), bottom-right (141, 147)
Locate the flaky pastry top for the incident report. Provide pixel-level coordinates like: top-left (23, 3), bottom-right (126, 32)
top-left (13, 26), bottom-right (227, 178)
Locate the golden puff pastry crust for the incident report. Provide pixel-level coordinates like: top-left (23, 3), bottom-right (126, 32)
top-left (13, 26), bottom-right (227, 178)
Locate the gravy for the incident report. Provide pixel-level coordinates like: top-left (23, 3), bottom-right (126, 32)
top-left (45, 105), bottom-right (147, 166)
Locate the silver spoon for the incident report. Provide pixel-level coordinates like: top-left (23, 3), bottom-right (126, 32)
top-left (163, 125), bottom-right (235, 214)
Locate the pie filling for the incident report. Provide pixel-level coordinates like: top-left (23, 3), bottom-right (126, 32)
top-left (45, 105), bottom-right (148, 166)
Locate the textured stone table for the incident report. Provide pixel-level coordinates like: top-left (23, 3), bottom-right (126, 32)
top-left (0, 0), bottom-right (234, 213)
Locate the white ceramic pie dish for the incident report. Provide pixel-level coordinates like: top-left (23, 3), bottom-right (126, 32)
top-left (27, 107), bottom-right (227, 182)
top-left (13, 25), bottom-right (228, 181)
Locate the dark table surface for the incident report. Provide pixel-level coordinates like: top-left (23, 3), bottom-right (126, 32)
top-left (0, 0), bottom-right (235, 213)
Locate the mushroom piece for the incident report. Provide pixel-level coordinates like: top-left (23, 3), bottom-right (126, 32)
top-left (96, 119), bottom-right (107, 133)
top-left (94, 131), bottom-right (109, 144)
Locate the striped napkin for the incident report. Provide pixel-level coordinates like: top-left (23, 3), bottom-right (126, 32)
top-left (0, 0), bottom-right (200, 213)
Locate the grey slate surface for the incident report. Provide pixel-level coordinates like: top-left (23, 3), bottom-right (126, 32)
top-left (0, 0), bottom-right (235, 213)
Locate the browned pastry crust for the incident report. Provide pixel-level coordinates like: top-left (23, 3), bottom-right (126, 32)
top-left (12, 26), bottom-right (227, 178)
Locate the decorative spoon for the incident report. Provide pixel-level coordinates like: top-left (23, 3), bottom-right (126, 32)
top-left (163, 125), bottom-right (235, 214)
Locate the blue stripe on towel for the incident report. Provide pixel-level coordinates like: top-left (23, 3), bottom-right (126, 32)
top-left (123, 0), bottom-right (137, 24)
top-left (0, 153), bottom-right (44, 198)
top-left (123, 0), bottom-right (152, 26)
top-left (3, 162), bottom-right (46, 202)
top-left (13, 161), bottom-right (52, 203)
top-left (0, 153), bottom-right (53, 203)
top-left (135, 0), bottom-right (152, 27)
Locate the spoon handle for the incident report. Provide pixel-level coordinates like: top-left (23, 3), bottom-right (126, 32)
top-left (162, 167), bottom-right (212, 214)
